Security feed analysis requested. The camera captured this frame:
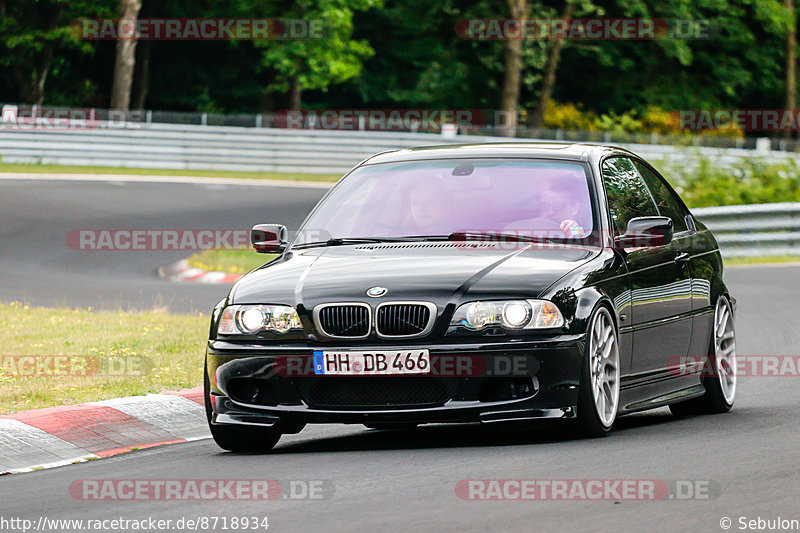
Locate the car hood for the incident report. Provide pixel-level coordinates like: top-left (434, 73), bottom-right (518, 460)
top-left (231, 242), bottom-right (599, 309)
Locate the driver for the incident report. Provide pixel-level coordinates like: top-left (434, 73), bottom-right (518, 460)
top-left (402, 177), bottom-right (452, 235)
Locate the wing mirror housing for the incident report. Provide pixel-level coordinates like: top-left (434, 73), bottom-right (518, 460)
top-left (614, 216), bottom-right (673, 249)
top-left (251, 224), bottom-right (288, 254)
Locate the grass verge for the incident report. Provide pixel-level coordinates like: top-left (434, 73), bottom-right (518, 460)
top-left (0, 162), bottom-right (341, 182)
top-left (725, 255), bottom-right (800, 266)
top-left (187, 249), bottom-right (276, 274)
top-left (0, 302), bottom-right (208, 414)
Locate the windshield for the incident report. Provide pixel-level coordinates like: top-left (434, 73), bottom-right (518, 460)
top-left (293, 159), bottom-right (596, 246)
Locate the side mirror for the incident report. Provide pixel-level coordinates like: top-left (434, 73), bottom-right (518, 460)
top-left (251, 224), bottom-right (288, 254)
top-left (614, 216), bottom-right (673, 249)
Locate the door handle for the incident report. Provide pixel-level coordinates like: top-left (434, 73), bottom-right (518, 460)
top-left (675, 252), bottom-right (691, 264)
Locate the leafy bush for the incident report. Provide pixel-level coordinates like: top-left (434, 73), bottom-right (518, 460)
top-left (594, 110), bottom-right (644, 134)
top-left (640, 106), bottom-right (681, 134)
top-left (541, 101), bottom-right (597, 131)
top-left (656, 157), bottom-right (800, 208)
top-left (542, 101), bottom-right (744, 139)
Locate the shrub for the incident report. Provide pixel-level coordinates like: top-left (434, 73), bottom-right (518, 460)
top-left (656, 156), bottom-right (800, 208)
top-left (540, 101), bottom-right (744, 140)
top-left (541, 101), bottom-right (597, 131)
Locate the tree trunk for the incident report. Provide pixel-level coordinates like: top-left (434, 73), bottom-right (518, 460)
top-left (499, 0), bottom-right (527, 137)
top-left (13, 47), bottom-right (52, 105)
top-left (131, 40), bottom-right (151, 110)
top-left (110, 0), bottom-right (143, 111)
top-left (786, 0), bottom-right (796, 139)
top-left (289, 76), bottom-right (302, 109)
top-left (33, 56), bottom-right (50, 106)
top-left (529, 1), bottom-right (576, 130)
top-left (259, 94), bottom-right (276, 114)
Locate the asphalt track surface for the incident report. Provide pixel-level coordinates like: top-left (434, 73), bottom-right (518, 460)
top-left (1, 176), bottom-right (799, 533)
top-left (0, 176), bottom-right (328, 313)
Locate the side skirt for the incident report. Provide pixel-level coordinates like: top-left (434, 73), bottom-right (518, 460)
top-left (618, 384), bottom-right (706, 415)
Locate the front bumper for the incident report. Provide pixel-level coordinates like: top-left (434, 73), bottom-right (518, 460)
top-left (206, 336), bottom-right (585, 428)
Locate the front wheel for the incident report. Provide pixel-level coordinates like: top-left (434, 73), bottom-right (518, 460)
top-left (576, 306), bottom-right (621, 438)
top-left (204, 363), bottom-right (282, 452)
top-left (670, 296), bottom-right (736, 416)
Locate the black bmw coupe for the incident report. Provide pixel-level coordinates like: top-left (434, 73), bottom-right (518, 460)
top-left (204, 143), bottom-right (736, 451)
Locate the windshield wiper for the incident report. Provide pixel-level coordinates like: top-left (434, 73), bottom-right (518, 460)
top-left (447, 231), bottom-right (553, 244)
top-left (378, 233), bottom-right (553, 243)
top-left (292, 237), bottom-right (421, 249)
top-left (293, 233), bottom-right (553, 249)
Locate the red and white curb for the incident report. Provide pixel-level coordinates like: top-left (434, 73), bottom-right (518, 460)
top-left (157, 259), bottom-right (242, 284)
top-left (0, 387), bottom-right (209, 475)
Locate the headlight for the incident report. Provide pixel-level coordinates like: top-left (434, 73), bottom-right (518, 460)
top-left (451, 300), bottom-right (564, 330)
top-left (217, 305), bottom-right (302, 335)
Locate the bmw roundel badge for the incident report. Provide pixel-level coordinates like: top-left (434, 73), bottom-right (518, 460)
top-left (366, 286), bottom-right (388, 297)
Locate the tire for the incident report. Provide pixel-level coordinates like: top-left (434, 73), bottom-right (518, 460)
top-left (576, 306), bottom-right (621, 438)
top-left (670, 296), bottom-right (736, 416)
top-left (364, 423), bottom-right (419, 430)
top-left (204, 363), bottom-right (283, 452)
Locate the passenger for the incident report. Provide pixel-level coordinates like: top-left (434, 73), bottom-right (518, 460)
top-left (505, 177), bottom-right (587, 238)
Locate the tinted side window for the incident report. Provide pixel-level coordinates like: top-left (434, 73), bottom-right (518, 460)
top-left (601, 157), bottom-right (658, 233)
top-left (633, 161), bottom-right (688, 232)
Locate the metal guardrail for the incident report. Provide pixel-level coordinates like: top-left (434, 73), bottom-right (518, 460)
top-left (7, 102), bottom-right (800, 151)
top-left (693, 203), bottom-right (800, 258)
top-left (0, 123), bottom-right (504, 174)
top-left (3, 121), bottom-right (800, 175)
top-left (1, 118), bottom-right (798, 258)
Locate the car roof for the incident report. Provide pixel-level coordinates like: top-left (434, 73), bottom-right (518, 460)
top-left (360, 142), bottom-right (641, 166)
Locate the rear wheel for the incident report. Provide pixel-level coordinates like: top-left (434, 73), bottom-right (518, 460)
top-left (204, 363), bottom-right (283, 452)
top-left (576, 306), bottom-right (620, 438)
top-left (670, 296), bottom-right (736, 416)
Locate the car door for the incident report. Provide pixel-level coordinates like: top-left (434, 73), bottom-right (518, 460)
top-left (633, 160), bottom-right (713, 360)
top-left (601, 157), bottom-right (693, 377)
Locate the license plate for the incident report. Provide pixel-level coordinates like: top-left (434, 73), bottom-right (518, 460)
top-left (313, 350), bottom-right (431, 375)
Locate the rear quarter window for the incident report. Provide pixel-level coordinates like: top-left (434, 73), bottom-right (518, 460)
top-left (633, 161), bottom-right (689, 233)
top-left (601, 157), bottom-right (659, 234)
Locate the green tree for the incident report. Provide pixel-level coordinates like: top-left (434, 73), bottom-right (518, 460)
top-left (247, 0), bottom-right (380, 109)
top-left (0, 0), bottom-right (112, 105)
top-left (129, 0), bottom-right (269, 112)
top-left (555, 0), bottom-right (792, 113)
top-left (527, 0), bottom-right (603, 130)
top-left (338, 0), bottom-right (502, 109)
